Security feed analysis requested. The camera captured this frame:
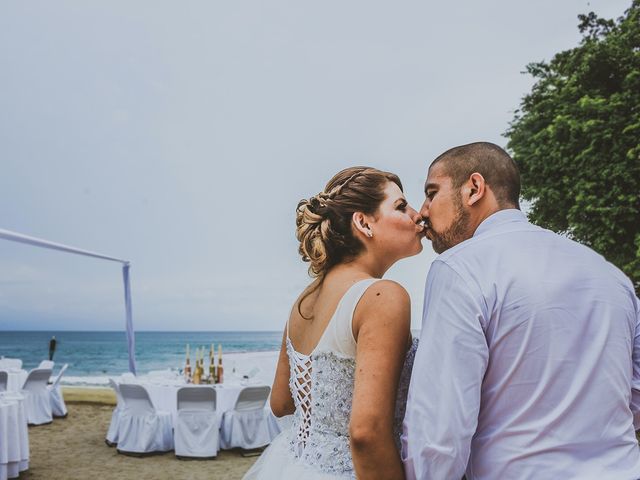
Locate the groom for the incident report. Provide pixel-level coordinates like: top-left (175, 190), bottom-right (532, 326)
top-left (402, 142), bottom-right (640, 479)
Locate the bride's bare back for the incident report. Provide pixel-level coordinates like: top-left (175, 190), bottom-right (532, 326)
top-left (287, 272), bottom-right (371, 355)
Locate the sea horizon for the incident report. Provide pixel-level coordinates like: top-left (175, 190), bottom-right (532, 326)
top-left (0, 329), bottom-right (281, 333)
top-left (0, 330), bottom-right (283, 385)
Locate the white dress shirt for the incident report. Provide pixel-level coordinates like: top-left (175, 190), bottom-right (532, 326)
top-left (403, 209), bottom-right (640, 480)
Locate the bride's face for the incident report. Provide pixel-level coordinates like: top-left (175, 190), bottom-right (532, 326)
top-left (368, 182), bottom-right (425, 260)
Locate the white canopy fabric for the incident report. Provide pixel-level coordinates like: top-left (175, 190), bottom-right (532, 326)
top-left (0, 228), bottom-right (136, 374)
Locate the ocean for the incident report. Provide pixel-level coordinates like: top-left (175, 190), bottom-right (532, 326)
top-left (0, 331), bottom-right (281, 385)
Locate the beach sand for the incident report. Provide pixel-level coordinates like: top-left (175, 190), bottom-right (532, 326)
top-left (24, 388), bottom-right (259, 480)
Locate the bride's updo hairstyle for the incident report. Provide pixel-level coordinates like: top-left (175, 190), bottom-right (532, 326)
top-left (295, 167), bottom-right (402, 316)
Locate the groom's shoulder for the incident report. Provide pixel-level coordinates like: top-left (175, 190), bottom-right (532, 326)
top-left (434, 222), bottom-right (553, 270)
top-left (434, 228), bottom-right (518, 263)
top-left (436, 221), bottom-right (632, 288)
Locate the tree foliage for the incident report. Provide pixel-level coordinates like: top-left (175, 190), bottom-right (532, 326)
top-left (506, 1), bottom-right (640, 292)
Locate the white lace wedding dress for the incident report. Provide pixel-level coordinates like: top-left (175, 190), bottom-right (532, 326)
top-left (243, 278), bottom-right (418, 479)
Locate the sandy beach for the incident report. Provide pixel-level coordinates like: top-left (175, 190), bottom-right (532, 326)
top-left (24, 388), bottom-right (259, 480)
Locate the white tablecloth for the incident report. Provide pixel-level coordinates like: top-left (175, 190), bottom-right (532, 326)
top-left (3, 371), bottom-right (27, 393)
top-left (139, 381), bottom-right (257, 426)
top-left (0, 393), bottom-right (29, 480)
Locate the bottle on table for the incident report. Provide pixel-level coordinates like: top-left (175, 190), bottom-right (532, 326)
top-left (184, 359), bottom-right (192, 382)
top-left (209, 356), bottom-right (215, 384)
top-left (195, 348), bottom-right (203, 384)
top-left (217, 343), bottom-right (224, 384)
top-left (200, 348), bottom-right (206, 383)
top-left (184, 344), bottom-right (192, 382)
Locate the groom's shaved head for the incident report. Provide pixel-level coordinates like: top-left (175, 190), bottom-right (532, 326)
top-left (431, 142), bottom-right (521, 209)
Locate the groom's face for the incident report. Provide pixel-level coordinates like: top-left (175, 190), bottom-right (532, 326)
top-left (420, 163), bottom-right (471, 254)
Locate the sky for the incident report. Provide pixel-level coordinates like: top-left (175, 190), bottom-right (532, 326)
top-left (0, 0), bottom-right (632, 331)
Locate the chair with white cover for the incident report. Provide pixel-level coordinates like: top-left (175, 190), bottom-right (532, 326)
top-left (38, 360), bottom-right (54, 370)
top-left (48, 363), bottom-right (68, 417)
top-left (220, 386), bottom-right (274, 450)
top-left (174, 386), bottom-right (218, 458)
top-left (0, 358), bottom-right (22, 370)
top-left (21, 368), bottom-right (53, 425)
top-left (120, 372), bottom-right (136, 382)
top-left (0, 370), bottom-right (7, 392)
top-left (105, 378), bottom-right (124, 446)
top-left (116, 384), bottom-right (173, 455)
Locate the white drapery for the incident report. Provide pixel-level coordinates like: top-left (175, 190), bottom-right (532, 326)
top-left (0, 228), bottom-right (136, 374)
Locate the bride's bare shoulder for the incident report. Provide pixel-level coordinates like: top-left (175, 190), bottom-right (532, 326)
top-left (353, 280), bottom-right (411, 336)
top-left (360, 280), bottom-right (410, 309)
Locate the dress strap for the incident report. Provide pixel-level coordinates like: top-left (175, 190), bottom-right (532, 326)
top-left (316, 278), bottom-right (381, 357)
top-left (346, 278), bottom-right (381, 324)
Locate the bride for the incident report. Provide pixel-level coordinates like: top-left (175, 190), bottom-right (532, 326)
top-left (244, 167), bottom-right (424, 479)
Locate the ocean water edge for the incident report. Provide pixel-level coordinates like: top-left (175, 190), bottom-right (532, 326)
top-left (0, 330), bottom-right (281, 386)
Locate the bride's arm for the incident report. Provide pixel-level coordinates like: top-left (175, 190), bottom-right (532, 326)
top-left (350, 280), bottom-right (409, 480)
top-left (270, 327), bottom-right (295, 417)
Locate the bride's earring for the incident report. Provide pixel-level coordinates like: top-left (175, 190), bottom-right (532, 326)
top-left (352, 213), bottom-right (374, 239)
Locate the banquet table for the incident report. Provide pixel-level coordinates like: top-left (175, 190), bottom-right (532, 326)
top-left (0, 393), bottom-right (29, 480)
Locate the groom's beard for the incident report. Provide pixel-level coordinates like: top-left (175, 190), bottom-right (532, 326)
top-left (428, 198), bottom-right (471, 254)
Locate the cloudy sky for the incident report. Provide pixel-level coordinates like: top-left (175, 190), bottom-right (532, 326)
top-left (0, 0), bottom-right (631, 331)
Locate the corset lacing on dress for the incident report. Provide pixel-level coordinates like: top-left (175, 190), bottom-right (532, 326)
top-left (279, 279), bottom-right (417, 478)
top-left (286, 338), bottom-right (313, 457)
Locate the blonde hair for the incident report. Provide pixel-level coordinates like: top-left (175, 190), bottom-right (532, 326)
top-left (295, 166), bottom-right (402, 317)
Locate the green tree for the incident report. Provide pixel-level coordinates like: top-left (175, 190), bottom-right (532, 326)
top-left (506, 1), bottom-right (640, 293)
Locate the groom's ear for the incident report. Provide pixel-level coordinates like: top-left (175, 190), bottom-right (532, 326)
top-left (465, 172), bottom-right (486, 206)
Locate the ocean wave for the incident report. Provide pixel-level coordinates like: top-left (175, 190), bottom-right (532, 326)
top-left (62, 375), bottom-right (112, 386)
top-left (59, 350), bottom-right (280, 386)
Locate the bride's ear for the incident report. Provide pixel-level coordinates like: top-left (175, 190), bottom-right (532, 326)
top-left (352, 212), bottom-right (373, 238)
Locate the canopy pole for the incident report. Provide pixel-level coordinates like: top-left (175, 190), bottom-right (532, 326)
top-left (122, 263), bottom-right (136, 374)
top-left (0, 228), bottom-right (136, 374)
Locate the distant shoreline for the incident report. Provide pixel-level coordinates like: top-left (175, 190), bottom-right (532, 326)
top-left (0, 329), bottom-right (282, 333)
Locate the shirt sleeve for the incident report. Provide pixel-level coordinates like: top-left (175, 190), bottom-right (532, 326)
top-left (630, 295), bottom-right (640, 430)
top-left (402, 259), bottom-right (488, 480)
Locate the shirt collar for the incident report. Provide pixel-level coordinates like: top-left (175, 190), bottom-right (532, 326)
top-left (473, 209), bottom-right (528, 238)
